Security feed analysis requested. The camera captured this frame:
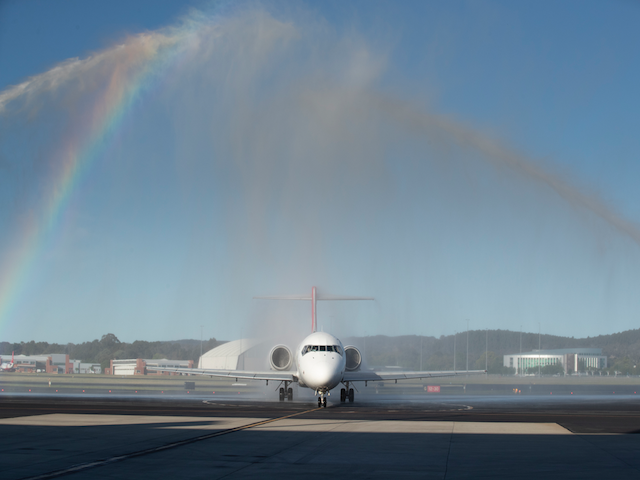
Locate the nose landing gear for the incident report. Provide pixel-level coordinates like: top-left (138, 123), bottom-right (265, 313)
top-left (316, 391), bottom-right (328, 408)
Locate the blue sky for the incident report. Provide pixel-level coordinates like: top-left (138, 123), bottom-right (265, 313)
top-left (0, 0), bottom-right (639, 345)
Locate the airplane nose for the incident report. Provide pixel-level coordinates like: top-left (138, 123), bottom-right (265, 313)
top-left (316, 364), bottom-right (333, 383)
top-left (310, 361), bottom-right (340, 388)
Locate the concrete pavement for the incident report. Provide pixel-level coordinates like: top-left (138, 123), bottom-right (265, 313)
top-left (2, 409), bottom-right (640, 479)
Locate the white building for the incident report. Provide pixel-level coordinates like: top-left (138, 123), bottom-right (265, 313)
top-left (110, 358), bottom-right (193, 375)
top-left (198, 338), bottom-right (264, 370)
top-left (79, 363), bottom-right (101, 374)
top-left (504, 348), bottom-right (607, 374)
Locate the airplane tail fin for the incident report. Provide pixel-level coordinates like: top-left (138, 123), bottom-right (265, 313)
top-left (254, 287), bottom-right (374, 333)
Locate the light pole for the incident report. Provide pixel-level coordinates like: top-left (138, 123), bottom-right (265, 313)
top-left (485, 329), bottom-right (488, 374)
top-left (466, 319), bottom-right (469, 372)
top-left (200, 325), bottom-right (204, 358)
top-left (519, 325), bottom-right (522, 354)
top-left (519, 326), bottom-right (522, 375)
top-left (420, 337), bottom-right (423, 371)
top-left (454, 331), bottom-right (457, 372)
top-left (537, 322), bottom-right (541, 376)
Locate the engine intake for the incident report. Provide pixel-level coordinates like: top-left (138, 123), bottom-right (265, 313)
top-left (344, 346), bottom-right (362, 371)
top-left (269, 345), bottom-right (293, 371)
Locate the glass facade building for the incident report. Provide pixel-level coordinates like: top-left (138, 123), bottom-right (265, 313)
top-left (504, 348), bottom-right (607, 374)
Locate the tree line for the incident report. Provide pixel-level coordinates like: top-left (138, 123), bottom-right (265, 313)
top-left (0, 333), bottom-right (225, 371)
top-left (345, 327), bottom-right (640, 375)
top-left (2, 328), bottom-right (640, 375)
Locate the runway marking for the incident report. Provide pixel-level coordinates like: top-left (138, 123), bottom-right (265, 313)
top-left (452, 411), bottom-right (640, 419)
top-left (432, 403), bottom-right (473, 412)
top-left (17, 407), bottom-right (322, 480)
top-left (0, 414), bottom-right (234, 427)
top-left (251, 419), bottom-right (571, 435)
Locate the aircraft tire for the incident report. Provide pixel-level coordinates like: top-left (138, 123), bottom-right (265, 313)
top-left (340, 388), bottom-right (346, 402)
top-left (287, 388), bottom-right (293, 401)
top-left (348, 388), bottom-right (354, 402)
top-left (279, 388), bottom-right (285, 402)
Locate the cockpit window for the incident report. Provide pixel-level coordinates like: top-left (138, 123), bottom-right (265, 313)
top-left (302, 345), bottom-right (341, 355)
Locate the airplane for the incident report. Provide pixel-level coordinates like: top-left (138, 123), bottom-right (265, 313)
top-left (0, 351), bottom-right (15, 372)
top-left (148, 287), bottom-right (485, 407)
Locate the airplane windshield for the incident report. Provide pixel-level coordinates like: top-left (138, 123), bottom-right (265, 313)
top-left (302, 345), bottom-right (342, 355)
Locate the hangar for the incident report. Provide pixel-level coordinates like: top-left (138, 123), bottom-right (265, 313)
top-left (198, 338), bottom-right (267, 370)
top-left (107, 338), bottom-right (290, 375)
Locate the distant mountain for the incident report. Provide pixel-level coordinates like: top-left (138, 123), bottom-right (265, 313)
top-left (344, 328), bottom-right (640, 374)
top-left (169, 339), bottom-right (204, 347)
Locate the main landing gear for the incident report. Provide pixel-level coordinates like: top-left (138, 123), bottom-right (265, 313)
top-left (278, 381), bottom-right (293, 402)
top-left (340, 382), bottom-right (354, 403)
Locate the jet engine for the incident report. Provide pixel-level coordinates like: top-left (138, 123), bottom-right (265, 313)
top-left (344, 346), bottom-right (362, 371)
top-left (269, 345), bottom-right (293, 371)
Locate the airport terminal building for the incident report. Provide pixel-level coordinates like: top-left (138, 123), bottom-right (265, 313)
top-left (504, 348), bottom-right (607, 375)
top-left (107, 358), bottom-right (193, 375)
top-left (2, 353), bottom-right (101, 374)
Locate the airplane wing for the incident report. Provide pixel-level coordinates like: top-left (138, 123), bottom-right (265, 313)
top-left (145, 366), bottom-right (297, 382)
top-left (343, 369), bottom-right (486, 382)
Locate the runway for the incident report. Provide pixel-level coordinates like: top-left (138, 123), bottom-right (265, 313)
top-left (2, 395), bottom-right (640, 479)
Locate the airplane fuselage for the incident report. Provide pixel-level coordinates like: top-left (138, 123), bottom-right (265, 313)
top-left (295, 331), bottom-right (345, 392)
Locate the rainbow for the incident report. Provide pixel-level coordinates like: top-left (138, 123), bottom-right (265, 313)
top-left (0, 6), bottom-right (230, 335)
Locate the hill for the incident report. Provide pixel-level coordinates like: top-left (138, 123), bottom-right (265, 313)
top-left (2, 328), bottom-right (640, 375)
top-left (344, 328), bottom-right (640, 374)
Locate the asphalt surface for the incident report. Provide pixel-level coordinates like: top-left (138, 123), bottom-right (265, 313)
top-left (2, 394), bottom-right (640, 433)
top-left (2, 394), bottom-right (640, 479)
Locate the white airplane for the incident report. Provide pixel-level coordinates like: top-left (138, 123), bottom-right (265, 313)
top-left (0, 351), bottom-right (15, 372)
top-left (149, 287), bottom-right (485, 407)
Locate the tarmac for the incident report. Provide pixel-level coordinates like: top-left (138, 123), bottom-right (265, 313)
top-left (2, 394), bottom-right (640, 479)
